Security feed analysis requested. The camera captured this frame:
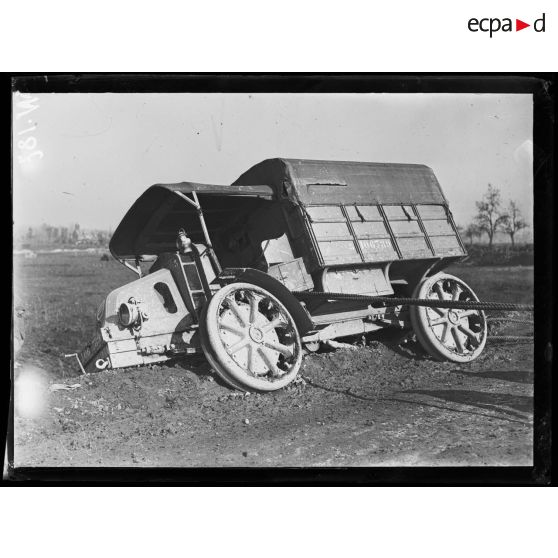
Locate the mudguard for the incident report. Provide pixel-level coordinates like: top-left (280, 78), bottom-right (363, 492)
top-left (214, 267), bottom-right (314, 336)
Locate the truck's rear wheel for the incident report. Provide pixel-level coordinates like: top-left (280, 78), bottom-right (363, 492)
top-left (200, 282), bottom-right (303, 392)
top-left (410, 273), bottom-right (487, 363)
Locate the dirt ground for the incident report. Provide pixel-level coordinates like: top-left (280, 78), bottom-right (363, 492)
top-left (11, 254), bottom-right (534, 468)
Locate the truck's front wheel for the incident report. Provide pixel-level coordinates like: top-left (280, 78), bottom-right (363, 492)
top-left (200, 282), bottom-right (303, 392)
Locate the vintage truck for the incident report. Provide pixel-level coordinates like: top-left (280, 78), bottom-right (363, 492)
top-left (78, 158), bottom-right (487, 391)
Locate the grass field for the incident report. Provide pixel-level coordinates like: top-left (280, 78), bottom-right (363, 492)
top-left (14, 253), bottom-right (131, 377)
top-left (461, 243), bottom-right (533, 267)
top-left (445, 263), bottom-right (534, 305)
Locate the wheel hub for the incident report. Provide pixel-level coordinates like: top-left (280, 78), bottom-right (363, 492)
top-left (448, 310), bottom-right (460, 325)
top-left (249, 325), bottom-right (264, 343)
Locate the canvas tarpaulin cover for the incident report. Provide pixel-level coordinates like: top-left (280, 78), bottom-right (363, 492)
top-left (232, 158), bottom-right (448, 206)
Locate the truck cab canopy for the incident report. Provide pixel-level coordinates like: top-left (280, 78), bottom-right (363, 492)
top-left (110, 182), bottom-right (274, 259)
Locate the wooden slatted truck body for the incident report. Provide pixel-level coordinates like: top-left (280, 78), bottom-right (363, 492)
top-left (79, 159), bottom-right (487, 391)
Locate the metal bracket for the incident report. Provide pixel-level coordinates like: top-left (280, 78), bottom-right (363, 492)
top-left (64, 353), bottom-right (86, 375)
top-left (120, 258), bottom-right (142, 277)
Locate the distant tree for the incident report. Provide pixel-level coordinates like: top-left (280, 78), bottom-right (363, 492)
top-left (502, 200), bottom-right (528, 247)
top-left (464, 223), bottom-right (482, 245)
top-left (71, 223), bottom-right (80, 244)
top-left (474, 184), bottom-right (507, 248)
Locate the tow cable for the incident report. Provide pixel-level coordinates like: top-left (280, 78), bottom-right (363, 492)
top-left (292, 291), bottom-right (534, 342)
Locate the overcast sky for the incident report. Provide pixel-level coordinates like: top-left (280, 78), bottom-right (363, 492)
top-left (13, 92), bottom-right (533, 232)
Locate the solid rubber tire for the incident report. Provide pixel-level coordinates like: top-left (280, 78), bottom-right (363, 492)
top-left (409, 273), bottom-right (487, 363)
top-left (200, 282), bottom-right (303, 392)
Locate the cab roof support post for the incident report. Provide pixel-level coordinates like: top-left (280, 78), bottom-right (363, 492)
top-left (174, 190), bottom-right (222, 274)
top-left (192, 191), bottom-right (223, 275)
top-left (191, 191), bottom-right (211, 247)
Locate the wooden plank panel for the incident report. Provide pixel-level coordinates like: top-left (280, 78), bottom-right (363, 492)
top-left (358, 238), bottom-right (398, 261)
top-left (430, 235), bottom-right (464, 256)
top-left (305, 203), bottom-right (456, 266)
top-left (306, 205), bottom-right (345, 222)
top-left (422, 219), bottom-right (455, 236)
top-left (267, 258), bottom-right (313, 291)
top-left (383, 205), bottom-right (416, 220)
top-left (390, 220), bottom-right (424, 236)
top-left (319, 240), bottom-right (360, 264)
top-left (397, 237), bottom-right (431, 258)
top-left (312, 222), bottom-right (352, 240)
top-left (346, 205), bottom-right (383, 221)
top-left (323, 267), bottom-right (393, 296)
top-left (262, 233), bottom-right (295, 265)
top-left (417, 204), bottom-right (447, 220)
top-left (352, 221), bottom-right (391, 239)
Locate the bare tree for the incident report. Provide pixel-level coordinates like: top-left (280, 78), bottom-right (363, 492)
top-left (474, 184), bottom-right (507, 248)
top-left (502, 200), bottom-right (528, 247)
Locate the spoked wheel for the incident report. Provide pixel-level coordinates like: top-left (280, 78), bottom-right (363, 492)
top-left (200, 282), bottom-right (303, 392)
top-left (410, 273), bottom-right (487, 363)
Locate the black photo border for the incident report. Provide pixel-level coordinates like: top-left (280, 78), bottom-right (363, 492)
top-left (3, 73), bottom-right (554, 485)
